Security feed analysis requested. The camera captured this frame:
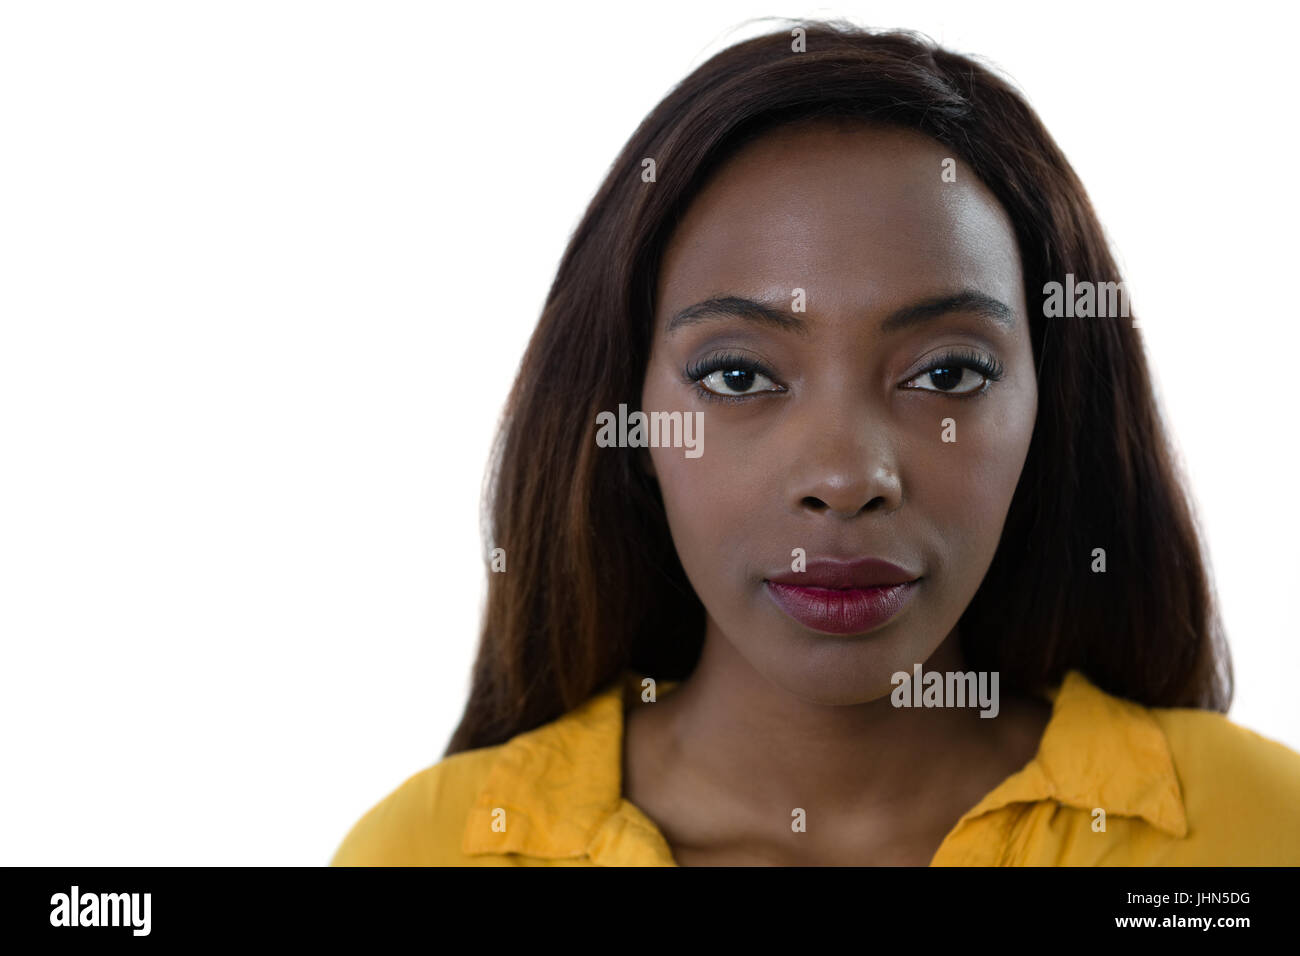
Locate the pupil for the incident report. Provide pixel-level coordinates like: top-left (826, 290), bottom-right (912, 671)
top-left (723, 369), bottom-right (755, 391)
top-left (929, 367), bottom-right (962, 390)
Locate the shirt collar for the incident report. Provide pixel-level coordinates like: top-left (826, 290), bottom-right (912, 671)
top-left (462, 668), bottom-right (1186, 863)
top-left (952, 669), bottom-right (1187, 839)
top-left (462, 672), bottom-right (676, 865)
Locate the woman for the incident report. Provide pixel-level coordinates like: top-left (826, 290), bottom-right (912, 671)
top-left (331, 20), bottom-right (1300, 866)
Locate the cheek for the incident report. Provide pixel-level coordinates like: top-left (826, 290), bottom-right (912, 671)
top-left (909, 392), bottom-right (1036, 572)
top-left (642, 362), bottom-right (771, 602)
top-left (649, 437), bottom-right (758, 600)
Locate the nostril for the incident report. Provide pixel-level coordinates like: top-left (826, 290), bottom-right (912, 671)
top-left (800, 494), bottom-right (890, 518)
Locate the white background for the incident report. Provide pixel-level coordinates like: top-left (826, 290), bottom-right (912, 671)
top-left (1, 0), bottom-right (1296, 865)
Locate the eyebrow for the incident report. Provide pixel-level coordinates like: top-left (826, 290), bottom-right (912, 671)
top-left (666, 295), bottom-right (810, 336)
top-left (665, 289), bottom-right (1015, 336)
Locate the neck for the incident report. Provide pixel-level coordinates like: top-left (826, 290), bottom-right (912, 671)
top-left (653, 620), bottom-right (1022, 817)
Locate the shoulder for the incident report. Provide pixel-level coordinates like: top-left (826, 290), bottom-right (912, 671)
top-left (330, 679), bottom-right (633, 866)
top-left (329, 746), bottom-right (503, 866)
top-left (1151, 704), bottom-right (1300, 802)
top-left (1149, 704), bottom-right (1300, 862)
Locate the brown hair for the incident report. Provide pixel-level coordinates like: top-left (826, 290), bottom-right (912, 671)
top-left (444, 19), bottom-right (1231, 756)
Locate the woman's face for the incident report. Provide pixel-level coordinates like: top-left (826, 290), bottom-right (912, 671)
top-left (640, 120), bottom-right (1037, 705)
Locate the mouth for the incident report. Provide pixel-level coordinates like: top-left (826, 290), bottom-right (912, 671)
top-left (764, 557), bottom-right (921, 635)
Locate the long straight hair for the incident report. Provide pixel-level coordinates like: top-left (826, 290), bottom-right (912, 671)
top-left (444, 19), bottom-right (1230, 756)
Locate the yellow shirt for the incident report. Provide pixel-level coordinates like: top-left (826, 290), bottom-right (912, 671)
top-left (330, 669), bottom-right (1300, 865)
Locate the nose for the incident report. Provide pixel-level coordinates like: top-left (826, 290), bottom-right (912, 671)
top-left (786, 408), bottom-right (903, 519)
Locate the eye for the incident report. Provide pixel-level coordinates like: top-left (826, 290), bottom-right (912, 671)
top-left (684, 352), bottom-right (786, 402)
top-left (902, 349), bottom-right (1005, 396)
top-left (699, 366), bottom-right (779, 396)
top-left (907, 365), bottom-right (985, 394)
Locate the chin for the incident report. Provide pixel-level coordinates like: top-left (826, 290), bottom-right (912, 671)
top-left (743, 621), bottom-right (942, 706)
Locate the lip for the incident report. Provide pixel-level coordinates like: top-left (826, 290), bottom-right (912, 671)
top-left (764, 558), bottom-right (921, 635)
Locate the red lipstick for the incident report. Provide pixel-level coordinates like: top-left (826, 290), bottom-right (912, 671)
top-left (764, 558), bottom-right (920, 635)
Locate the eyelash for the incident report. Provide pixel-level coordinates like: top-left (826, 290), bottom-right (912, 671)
top-left (908, 348), bottom-right (1006, 396)
top-left (682, 348), bottom-right (1006, 403)
top-left (682, 351), bottom-right (783, 405)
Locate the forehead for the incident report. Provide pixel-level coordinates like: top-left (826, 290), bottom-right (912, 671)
top-left (655, 121), bottom-right (1023, 320)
